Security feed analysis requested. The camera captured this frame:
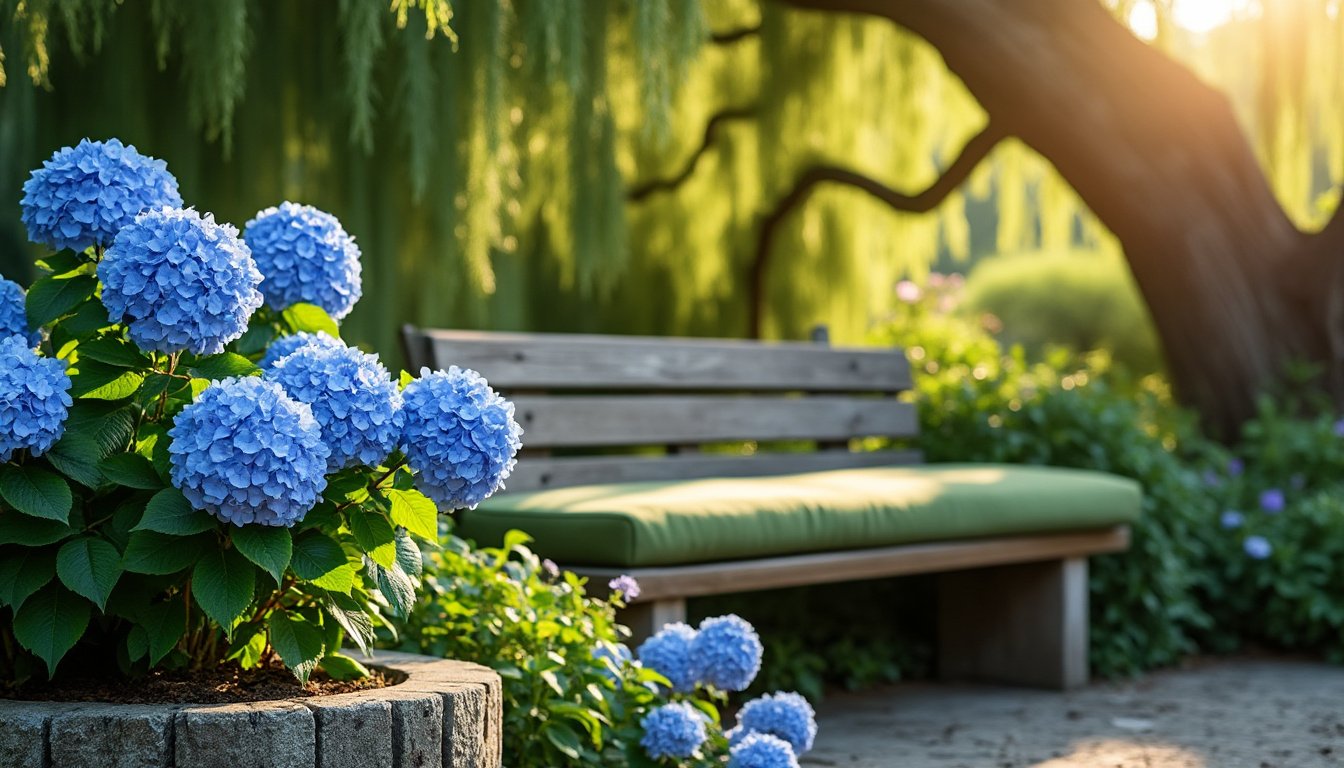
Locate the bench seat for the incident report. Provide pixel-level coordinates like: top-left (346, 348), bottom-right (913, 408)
top-left (460, 463), bottom-right (1141, 567)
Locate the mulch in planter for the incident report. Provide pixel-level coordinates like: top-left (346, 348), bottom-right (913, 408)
top-left (1, 659), bottom-right (404, 705)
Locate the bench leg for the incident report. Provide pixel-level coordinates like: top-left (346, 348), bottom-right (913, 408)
top-left (620, 598), bottom-right (688, 646)
top-left (937, 557), bottom-right (1089, 690)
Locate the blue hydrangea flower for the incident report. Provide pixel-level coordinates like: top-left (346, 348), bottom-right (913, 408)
top-left (1335, 418), bottom-right (1344, 438)
top-left (99, 207), bottom-right (263, 355)
top-left (609, 574), bottom-right (640, 601)
top-left (1259, 488), bottom-right (1284, 514)
top-left (1243, 535), bottom-right (1272, 560)
top-left (1220, 510), bottom-right (1244, 530)
top-left (260, 331), bottom-right (346, 369)
top-left (0, 336), bottom-right (72, 461)
top-left (267, 343), bottom-right (402, 470)
top-left (729, 692), bottom-right (817, 755)
top-left (400, 366), bottom-right (522, 510)
top-left (0, 277), bottom-right (40, 348)
top-left (168, 377), bottom-right (330, 527)
top-left (639, 702), bottom-right (707, 760)
top-left (21, 139), bottom-right (182, 252)
top-left (592, 642), bottom-right (632, 683)
top-left (243, 202), bottom-right (363, 321)
top-left (691, 614), bottom-right (763, 692)
top-left (730, 733), bottom-right (800, 768)
top-left (1227, 457), bottom-right (1244, 477)
top-left (636, 622), bottom-right (698, 693)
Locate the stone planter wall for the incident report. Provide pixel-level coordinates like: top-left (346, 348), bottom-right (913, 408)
top-left (0, 650), bottom-right (501, 768)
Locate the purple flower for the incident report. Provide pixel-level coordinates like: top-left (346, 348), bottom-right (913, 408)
top-left (1243, 535), bottom-right (1272, 560)
top-left (1227, 458), bottom-right (1244, 477)
top-left (1259, 488), bottom-right (1285, 514)
top-left (1220, 510), bottom-right (1244, 530)
top-left (609, 575), bottom-right (640, 601)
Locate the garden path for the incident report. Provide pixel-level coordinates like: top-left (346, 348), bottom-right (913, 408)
top-left (802, 657), bottom-right (1344, 767)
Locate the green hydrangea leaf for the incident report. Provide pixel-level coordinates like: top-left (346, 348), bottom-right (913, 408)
top-left (319, 652), bottom-right (369, 681)
top-left (26, 274), bottom-right (96, 328)
top-left (291, 531), bottom-right (356, 593)
top-left (56, 536), bottom-right (123, 610)
top-left (69, 360), bottom-right (145, 400)
top-left (98, 453), bottom-right (164, 490)
top-left (13, 583), bottom-right (91, 677)
top-left (77, 336), bottom-right (152, 369)
top-left (281, 303), bottom-right (340, 337)
top-left (0, 465), bottom-right (72, 522)
top-left (0, 546), bottom-right (57, 611)
top-left (348, 509), bottom-right (397, 568)
top-left (266, 610), bottom-right (325, 684)
top-left (138, 599), bottom-right (186, 665)
top-left (387, 488), bottom-right (439, 542)
top-left (232, 525), bottom-right (293, 585)
top-left (189, 352), bottom-right (261, 381)
top-left (122, 531), bottom-right (212, 575)
top-left (192, 547), bottom-right (257, 636)
top-left (134, 488), bottom-right (217, 535)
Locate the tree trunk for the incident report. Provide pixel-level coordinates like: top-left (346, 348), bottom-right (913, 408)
top-left (781, 0), bottom-right (1344, 438)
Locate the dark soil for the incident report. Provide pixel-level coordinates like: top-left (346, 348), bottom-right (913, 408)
top-left (1, 659), bottom-right (404, 705)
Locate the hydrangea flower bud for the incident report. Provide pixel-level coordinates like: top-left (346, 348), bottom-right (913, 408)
top-left (21, 139), bottom-right (182, 252)
top-left (168, 377), bottom-right (330, 527)
top-left (99, 207), bottom-right (263, 355)
top-left (268, 343), bottom-right (402, 470)
top-left (0, 336), bottom-right (72, 461)
top-left (691, 614), bottom-right (763, 691)
top-left (243, 202), bottom-right (362, 321)
top-left (400, 366), bottom-right (522, 510)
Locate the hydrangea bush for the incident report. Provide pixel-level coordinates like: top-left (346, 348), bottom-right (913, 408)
top-left (0, 140), bottom-right (521, 685)
top-left (406, 532), bottom-right (819, 768)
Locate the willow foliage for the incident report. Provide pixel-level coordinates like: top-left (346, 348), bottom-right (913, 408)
top-left (1, 0), bottom-right (1342, 356)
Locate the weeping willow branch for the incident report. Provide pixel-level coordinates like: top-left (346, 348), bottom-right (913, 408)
top-left (747, 122), bottom-right (1005, 337)
top-left (710, 25), bottom-right (762, 44)
top-left (628, 105), bottom-right (757, 202)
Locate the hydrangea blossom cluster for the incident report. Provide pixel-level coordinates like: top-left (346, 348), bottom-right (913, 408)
top-left (168, 377), bottom-right (330, 527)
top-left (729, 733), bottom-right (800, 768)
top-left (1244, 535), bottom-right (1272, 560)
top-left (639, 702), bottom-right (708, 760)
top-left (400, 366), bottom-right (522, 510)
top-left (728, 692), bottom-right (817, 756)
top-left (0, 336), bottom-right (72, 462)
top-left (1259, 488), bottom-right (1285, 514)
top-left (0, 277), bottom-right (39, 348)
top-left (636, 622), bottom-right (699, 693)
top-left (243, 202), bottom-right (363, 320)
top-left (608, 574), bottom-right (640, 601)
top-left (99, 207), bottom-right (263, 355)
top-left (1220, 510), bottom-right (1244, 529)
top-left (691, 614), bottom-right (764, 691)
top-left (267, 343), bottom-right (402, 470)
top-left (260, 330), bottom-right (346, 368)
top-left (20, 139), bottom-right (182, 252)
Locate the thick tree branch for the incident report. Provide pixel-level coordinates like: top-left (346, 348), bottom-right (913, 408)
top-left (710, 25), bottom-right (762, 44)
top-left (748, 122), bottom-right (1005, 337)
top-left (628, 105), bottom-right (757, 202)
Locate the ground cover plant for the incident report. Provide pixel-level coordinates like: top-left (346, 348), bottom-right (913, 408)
top-left (407, 531), bottom-right (818, 768)
top-left (0, 138), bottom-right (522, 687)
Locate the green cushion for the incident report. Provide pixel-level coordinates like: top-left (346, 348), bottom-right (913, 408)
top-left (460, 463), bottom-right (1142, 568)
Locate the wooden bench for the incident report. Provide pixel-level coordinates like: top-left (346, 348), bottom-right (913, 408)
top-left (401, 326), bottom-right (1136, 690)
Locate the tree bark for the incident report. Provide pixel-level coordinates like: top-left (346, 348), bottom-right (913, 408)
top-left (776, 0), bottom-right (1344, 437)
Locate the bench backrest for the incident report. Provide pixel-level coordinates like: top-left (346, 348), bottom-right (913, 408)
top-left (401, 327), bottom-right (921, 492)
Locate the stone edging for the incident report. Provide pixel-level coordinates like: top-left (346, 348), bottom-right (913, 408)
top-left (0, 649), bottom-right (502, 768)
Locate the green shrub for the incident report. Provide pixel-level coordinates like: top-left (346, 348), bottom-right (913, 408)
top-left (961, 250), bottom-right (1165, 375)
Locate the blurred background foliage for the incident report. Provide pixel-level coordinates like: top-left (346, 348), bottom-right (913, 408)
top-left (4, 0), bottom-right (1343, 364)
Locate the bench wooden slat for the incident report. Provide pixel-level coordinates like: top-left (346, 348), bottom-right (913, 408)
top-left (405, 328), bottom-right (912, 393)
top-left (574, 526), bottom-right (1130, 602)
top-left (510, 395), bottom-right (918, 448)
top-left (505, 449), bottom-right (923, 491)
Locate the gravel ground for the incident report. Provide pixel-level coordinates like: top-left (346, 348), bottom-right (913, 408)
top-left (801, 657), bottom-right (1344, 768)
